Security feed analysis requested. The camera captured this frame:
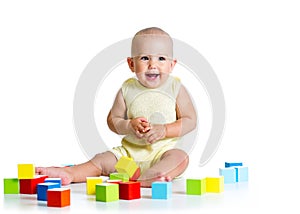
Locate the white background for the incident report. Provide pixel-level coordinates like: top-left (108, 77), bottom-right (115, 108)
top-left (1, 0), bottom-right (300, 213)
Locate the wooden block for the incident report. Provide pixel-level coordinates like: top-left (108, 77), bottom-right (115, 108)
top-left (235, 166), bottom-right (248, 182)
top-left (106, 179), bottom-right (122, 184)
top-left (45, 178), bottom-right (62, 187)
top-left (86, 177), bottom-right (103, 195)
top-left (96, 183), bottom-right (119, 202)
top-left (152, 182), bottom-right (172, 199)
top-left (37, 182), bottom-right (61, 201)
top-left (119, 181), bottom-right (141, 200)
top-left (115, 156), bottom-right (138, 178)
top-left (19, 175), bottom-right (48, 194)
top-left (225, 162), bottom-right (243, 168)
top-left (47, 188), bottom-right (71, 207)
top-left (109, 173), bottom-right (129, 182)
top-left (18, 164), bottom-right (35, 179)
top-left (186, 178), bottom-right (206, 195)
top-left (206, 176), bottom-right (224, 193)
top-left (219, 167), bottom-right (236, 184)
top-left (3, 178), bottom-right (19, 194)
top-left (130, 167), bottom-right (140, 181)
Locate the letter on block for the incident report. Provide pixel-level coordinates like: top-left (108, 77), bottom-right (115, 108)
top-left (47, 188), bottom-right (71, 207)
top-left (219, 167), bottom-right (236, 184)
top-left (152, 182), bottom-right (172, 199)
top-left (119, 181), bottom-right (141, 200)
top-left (86, 177), bottom-right (103, 195)
top-left (115, 156), bottom-right (138, 178)
top-left (96, 183), bottom-right (119, 202)
top-left (186, 178), bottom-right (206, 195)
top-left (19, 175), bottom-right (48, 194)
top-left (18, 164), bottom-right (35, 179)
top-left (235, 166), bottom-right (248, 182)
top-left (206, 176), bottom-right (224, 193)
top-left (3, 178), bottom-right (19, 194)
top-left (37, 182), bottom-right (61, 201)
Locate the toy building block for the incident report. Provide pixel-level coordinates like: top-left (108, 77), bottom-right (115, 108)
top-left (152, 182), bottom-right (172, 199)
top-left (225, 162), bottom-right (243, 168)
top-left (115, 156), bottom-right (139, 178)
top-left (86, 177), bottom-right (103, 195)
top-left (45, 178), bottom-right (62, 187)
top-left (96, 183), bottom-right (119, 202)
top-left (19, 175), bottom-right (48, 194)
top-left (18, 164), bottom-right (35, 179)
top-left (186, 178), bottom-right (206, 195)
top-left (130, 167), bottom-right (141, 181)
top-left (109, 173), bottom-right (129, 182)
top-left (235, 166), bottom-right (248, 182)
top-left (37, 182), bottom-right (61, 201)
top-left (206, 176), bottom-right (224, 193)
top-left (219, 167), bottom-right (236, 184)
top-left (3, 178), bottom-right (19, 194)
top-left (47, 188), bottom-right (71, 207)
top-left (119, 181), bottom-right (141, 200)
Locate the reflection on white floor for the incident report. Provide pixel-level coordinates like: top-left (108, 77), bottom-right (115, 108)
top-left (2, 176), bottom-right (257, 214)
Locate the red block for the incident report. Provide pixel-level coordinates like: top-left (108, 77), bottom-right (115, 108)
top-left (119, 181), bottom-right (141, 200)
top-left (130, 167), bottom-right (141, 181)
top-left (19, 175), bottom-right (48, 194)
top-left (47, 188), bottom-right (71, 207)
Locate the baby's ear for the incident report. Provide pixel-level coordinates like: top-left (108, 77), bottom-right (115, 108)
top-left (127, 57), bottom-right (135, 72)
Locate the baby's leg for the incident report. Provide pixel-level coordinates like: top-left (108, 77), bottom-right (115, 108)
top-left (35, 151), bottom-right (118, 185)
top-left (138, 149), bottom-right (189, 187)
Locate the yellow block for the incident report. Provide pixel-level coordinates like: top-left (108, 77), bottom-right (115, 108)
top-left (206, 176), bottom-right (224, 193)
top-left (18, 164), bottom-right (35, 179)
top-left (86, 177), bottom-right (103, 195)
top-left (114, 156), bottom-right (138, 178)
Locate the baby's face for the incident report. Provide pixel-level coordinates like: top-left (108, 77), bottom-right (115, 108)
top-left (128, 55), bottom-right (176, 89)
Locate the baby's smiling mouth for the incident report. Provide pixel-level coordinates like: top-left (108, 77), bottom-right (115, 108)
top-left (145, 73), bottom-right (160, 79)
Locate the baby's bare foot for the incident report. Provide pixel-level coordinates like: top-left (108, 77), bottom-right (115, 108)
top-left (138, 170), bottom-right (172, 187)
top-left (35, 167), bottom-right (73, 185)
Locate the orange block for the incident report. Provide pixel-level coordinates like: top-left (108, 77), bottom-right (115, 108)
top-left (47, 188), bottom-right (70, 207)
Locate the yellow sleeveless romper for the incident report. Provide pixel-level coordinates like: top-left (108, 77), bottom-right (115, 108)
top-left (111, 76), bottom-right (181, 174)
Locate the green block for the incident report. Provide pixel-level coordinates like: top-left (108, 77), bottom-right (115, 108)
top-left (109, 173), bottom-right (129, 182)
top-left (186, 178), bottom-right (206, 195)
top-left (4, 178), bottom-right (19, 194)
top-left (96, 183), bottom-right (119, 202)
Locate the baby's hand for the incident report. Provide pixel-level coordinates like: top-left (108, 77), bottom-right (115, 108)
top-left (130, 117), bottom-right (151, 138)
top-left (143, 124), bottom-right (166, 144)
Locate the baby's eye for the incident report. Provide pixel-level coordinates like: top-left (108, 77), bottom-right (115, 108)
top-left (140, 56), bottom-right (150, 61)
top-left (158, 56), bottom-right (166, 61)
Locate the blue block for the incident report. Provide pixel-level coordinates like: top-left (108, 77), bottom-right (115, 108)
top-left (235, 166), bottom-right (248, 182)
top-left (152, 182), bottom-right (172, 199)
top-left (219, 167), bottom-right (236, 184)
top-left (225, 162), bottom-right (243, 168)
top-left (37, 182), bottom-right (61, 201)
top-left (44, 178), bottom-right (62, 187)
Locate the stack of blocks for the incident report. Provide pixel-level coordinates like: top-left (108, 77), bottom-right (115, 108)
top-left (3, 163), bottom-right (71, 207)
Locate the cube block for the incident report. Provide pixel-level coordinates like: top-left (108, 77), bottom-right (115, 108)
top-left (18, 164), bottom-right (35, 179)
top-left (115, 156), bottom-right (138, 178)
top-left (96, 183), bottom-right (119, 202)
top-left (119, 181), bottom-right (141, 200)
top-left (235, 166), bottom-right (248, 182)
top-left (219, 167), bottom-right (236, 184)
top-left (37, 182), bottom-right (61, 201)
top-left (19, 175), bottom-right (48, 194)
top-left (152, 182), bottom-right (172, 199)
top-left (206, 176), bottom-right (224, 193)
top-left (3, 178), bottom-right (19, 194)
top-left (47, 188), bottom-right (71, 207)
top-left (45, 178), bottom-right (62, 187)
top-left (225, 162), bottom-right (243, 168)
top-left (186, 178), bottom-right (206, 195)
top-left (86, 177), bottom-right (103, 195)
top-left (109, 173), bottom-right (129, 182)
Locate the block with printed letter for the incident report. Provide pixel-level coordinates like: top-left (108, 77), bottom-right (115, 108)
top-left (114, 156), bottom-right (139, 178)
top-left (152, 181), bottom-right (172, 199)
top-left (119, 181), bottom-right (141, 200)
top-left (47, 188), bottom-right (71, 207)
top-left (206, 176), bottom-right (224, 193)
top-left (37, 182), bottom-right (61, 201)
top-left (235, 166), bottom-right (248, 182)
top-left (219, 167), bottom-right (236, 184)
top-left (3, 178), bottom-right (19, 194)
top-left (18, 164), bottom-right (35, 179)
top-left (186, 178), bottom-right (206, 195)
top-left (86, 177), bottom-right (103, 195)
top-left (19, 175), bottom-right (48, 194)
top-left (96, 183), bottom-right (119, 202)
